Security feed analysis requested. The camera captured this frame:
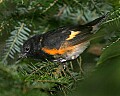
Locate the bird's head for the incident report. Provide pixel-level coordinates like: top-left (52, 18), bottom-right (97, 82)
top-left (19, 35), bottom-right (43, 59)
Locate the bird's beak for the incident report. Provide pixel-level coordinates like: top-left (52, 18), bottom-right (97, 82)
top-left (17, 53), bottom-right (27, 61)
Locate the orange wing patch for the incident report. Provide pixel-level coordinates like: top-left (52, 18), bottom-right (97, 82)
top-left (42, 46), bottom-right (74, 55)
top-left (66, 31), bottom-right (80, 40)
top-left (42, 48), bottom-right (65, 55)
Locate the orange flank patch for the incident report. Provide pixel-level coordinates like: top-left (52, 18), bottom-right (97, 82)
top-left (42, 46), bottom-right (74, 55)
top-left (66, 31), bottom-right (80, 40)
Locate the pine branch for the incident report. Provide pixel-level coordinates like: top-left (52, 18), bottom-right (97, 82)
top-left (2, 23), bottom-right (30, 64)
top-left (102, 8), bottom-right (120, 35)
top-left (17, 61), bottom-right (78, 90)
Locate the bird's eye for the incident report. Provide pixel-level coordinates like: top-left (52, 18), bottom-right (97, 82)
top-left (25, 47), bottom-right (30, 52)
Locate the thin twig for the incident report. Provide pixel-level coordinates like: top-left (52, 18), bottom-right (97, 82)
top-left (37, 79), bottom-right (67, 84)
top-left (72, 0), bottom-right (86, 10)
top-left (77, 56), bottom-right (84, 75)
top-left (56, 4), bottom-right (67, 17)
top-left (25, 63), bottom-right (53, 81)
top-left (41, 0), bottom-right (58, 14)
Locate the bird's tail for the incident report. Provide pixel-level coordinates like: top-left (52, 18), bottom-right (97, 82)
top-left (85, 14), bottom-right (107, 26)
top-left (85, 13), bottom-right (108, 33)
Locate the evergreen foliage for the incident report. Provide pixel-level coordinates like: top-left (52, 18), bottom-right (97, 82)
top-left (0, 0), bottom-right (120, 96)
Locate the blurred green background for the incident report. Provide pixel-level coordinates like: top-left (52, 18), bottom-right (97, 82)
top-left (0, 0), bottom-right (120, 96)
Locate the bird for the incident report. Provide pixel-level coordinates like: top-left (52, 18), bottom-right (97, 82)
top-left (20, 15), bottom-right (106, 64)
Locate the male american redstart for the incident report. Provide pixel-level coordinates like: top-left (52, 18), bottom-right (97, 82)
top-left (20, 15), bottom-right (106, 63)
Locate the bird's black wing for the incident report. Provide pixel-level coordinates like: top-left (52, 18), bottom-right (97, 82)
top-left (42, 25), bottom-right (92, 49)
top-left (42, 15), bottom-right (106, 49)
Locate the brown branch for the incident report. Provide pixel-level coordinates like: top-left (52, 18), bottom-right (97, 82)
top-left (56, 4), bottom-right (67, 17)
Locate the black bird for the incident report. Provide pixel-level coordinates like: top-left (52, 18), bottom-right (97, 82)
top-left (20, 15), bottom-right (106, 63)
